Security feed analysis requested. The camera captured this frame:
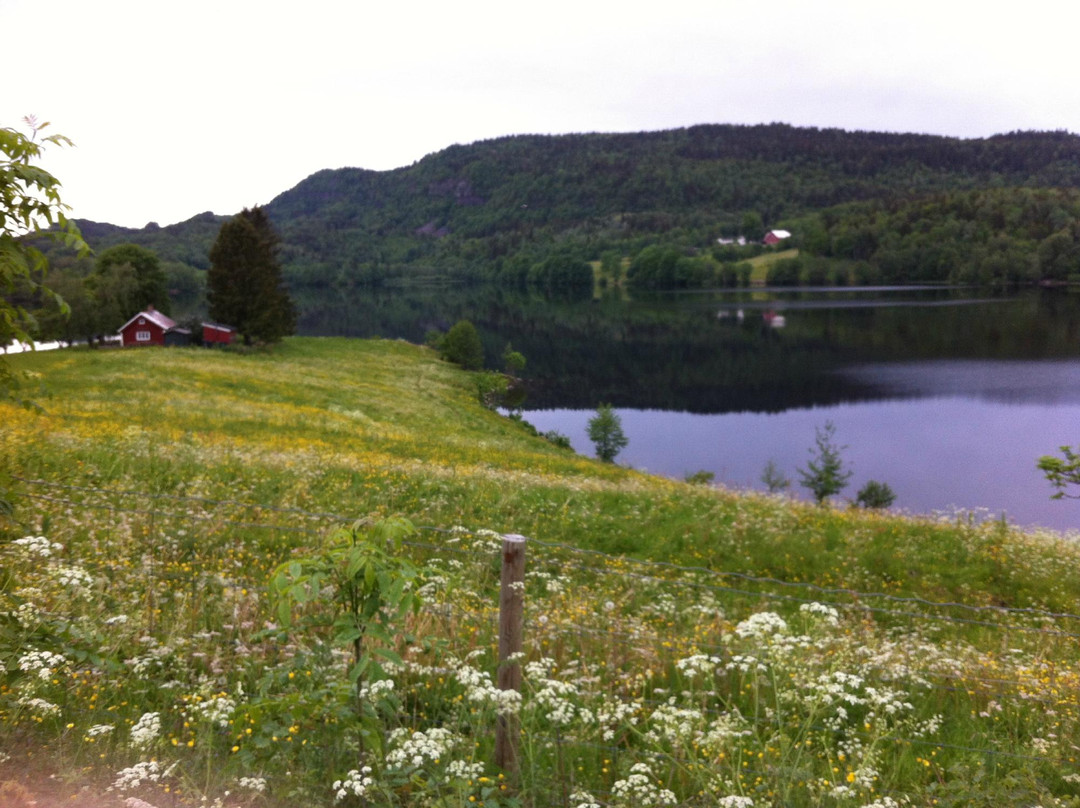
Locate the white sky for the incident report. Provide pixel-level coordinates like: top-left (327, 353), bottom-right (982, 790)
top-left (4, 0), bottom-right (1078, 228)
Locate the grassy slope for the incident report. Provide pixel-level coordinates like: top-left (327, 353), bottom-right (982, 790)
top-left (747, 248), bottom-right (799, 284)
top-left (5, 338), bottom-right (1080, 807)
top-left (4, 336), bottom-right (1079, 611)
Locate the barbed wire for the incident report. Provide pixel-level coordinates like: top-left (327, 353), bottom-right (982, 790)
top-left (11, 479), bottom-right (1080, 640)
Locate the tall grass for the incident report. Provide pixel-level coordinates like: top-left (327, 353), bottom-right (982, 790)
top-left (1, 338), bottom-right (1079, 806)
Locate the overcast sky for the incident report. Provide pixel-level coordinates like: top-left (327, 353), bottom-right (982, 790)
top-left (4, 0), bottom-right (1078, 228)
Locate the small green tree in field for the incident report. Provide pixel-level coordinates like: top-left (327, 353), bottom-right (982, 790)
top-left (587, 403), bottom-right (628, 463)
top-left (761, 459), bottom-right (791, 493)
top-left (440, 319), bottom-right (484, 370)
top-left (856, 479), bottom-right (896, 509)
top-left (798, 421), bottom-right (852, 504)
top-left (1038, 445), bottom-right (1080, 499)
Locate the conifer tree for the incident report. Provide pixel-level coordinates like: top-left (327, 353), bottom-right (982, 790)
top-left (208, 206), bottom-right (295, 344)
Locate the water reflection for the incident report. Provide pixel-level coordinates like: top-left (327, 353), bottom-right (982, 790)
top-left (295, 283), bottom-right (1080, 530)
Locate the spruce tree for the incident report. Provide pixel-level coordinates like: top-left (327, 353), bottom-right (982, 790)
top-left (208, 206), bottom-right (295, 345)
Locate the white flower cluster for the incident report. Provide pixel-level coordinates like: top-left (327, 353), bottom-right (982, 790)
top-left (386, 727), bottom-right (457, 770)
top-left (717, 797), bottom-right (755, 808)
top-left (700, 710), bottom-right (754, 748)
top-left (130, 711), bottom-right (161, 749)
top-left (443, 759), bottom-right (484, 783)
top-left (610, 762), bottom-right (678, 807)
top-left (454, 663), bottom-right (521, 715)
top-left (596, 697), bottom-right (639, 741)
top-left (333, 767), bottom-right (374, 802)
top-left (358, 678), bottom-right (395, 700)
top-left (800, 601), bottom-right (841, 625)
top-left (87, 724), bottom-right (115, 737)
top-left (238, 776), bottom-right (267, 793)
top-left (675, 654), bottom-right (723, 677)
top-left (646, 699), bottom-right (705, 744)
top-left (18, 649), bottom-right (67, 681)
top-left (55, 563), bottom-right (93, 593)
top-left (12, 535), bottom-right (63, 557)
top-left (110, 760), bottom-right (176, 792)
top-left (570, 789), bottom-right (602, 808)
top-left (734, 611), bottom-right (788, 639)
top-left (187, 694), bottom-right (237, 728)
top-left (19, 696), bottom-right (60, 716)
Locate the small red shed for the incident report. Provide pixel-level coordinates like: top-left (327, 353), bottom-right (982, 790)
top-left (201, 322), bottom-right (236, 346)
top-left (763, 229), bottom-right (792, 246)
top-left (118, 306), bottom-right (188, 347)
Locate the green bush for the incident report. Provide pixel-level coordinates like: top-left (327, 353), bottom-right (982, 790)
top-left (440, 320), bottom-right (484, 370)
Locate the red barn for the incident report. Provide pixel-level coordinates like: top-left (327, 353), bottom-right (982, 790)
top-left (763, 229), bottom-right (792, 246)
top-left (201, 322), bottom-right (235, 346)
top-left (118, 306), bottom-right (189, 347)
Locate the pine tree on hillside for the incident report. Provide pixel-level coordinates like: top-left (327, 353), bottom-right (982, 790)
top-left (207, 206), bottom-right (295, 345)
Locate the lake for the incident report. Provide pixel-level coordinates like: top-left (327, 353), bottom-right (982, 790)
top-left (296, 283), bottom-right (1080, 532)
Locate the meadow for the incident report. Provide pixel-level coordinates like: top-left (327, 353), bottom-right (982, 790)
top-left (2, 338), bottom-right (1080, 807)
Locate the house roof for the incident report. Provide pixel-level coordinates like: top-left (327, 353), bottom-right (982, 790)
top-left (767, 229), bottom-right (792, 239)
top-left (201, 322), bottom-right (235, 332)
top-left (117, 307), bottom-right (178, 334)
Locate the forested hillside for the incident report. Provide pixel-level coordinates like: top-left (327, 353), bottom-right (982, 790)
top-left (65, 124), bottom-right (1080, 294)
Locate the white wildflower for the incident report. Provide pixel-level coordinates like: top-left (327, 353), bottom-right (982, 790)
top-left (18, 649), bottom-right (67, 681)
top-left (718, 797), bottom-right (755, 808)
top-left (333, 767), bottom-right (374, 802)
top-left (800, 601), bottom-right (840, 625)
top-left (19, 697), bottom-right (60, 716)
top-left (110, 760), bottom-right (176, 792)
top-left (734, 611), bottom-right (788, 639)
top-left (443, 759), bottom-right (484, 782)
top-left (238, 776), bottom-right (267, 793)
top-left (570, 789), bottom-right (602, 808)
top-left (130, 712), bottom-right (161, 749)
top-left (12, 535), bottom-right (62, 557)
top-left (610, 762), bottom-right (677, 807)
top-left (187, 695), bottom-right (236, 728)
top-left (87, 724), bottom-right (115, 737)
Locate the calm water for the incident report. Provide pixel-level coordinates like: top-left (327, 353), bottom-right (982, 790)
top-left (297, 284), bottom-right (1080, 532)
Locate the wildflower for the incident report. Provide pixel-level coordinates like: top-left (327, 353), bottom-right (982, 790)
top-left (18, 649), bottom-right (67, 681)
top-left (333, 766), bottom-right (374, 801)
top-left (734, 611), bottom-right (788, 639)
top-left (18, 697), bottom-right (60, 716)
top-left (238, 776), bottom-right (267, 793)
top-left (130, 712), bottom-right (161, 749)
top-left (12, 535), bottom-right (62, 557)
top-left (570, 789), bottom-right (602, 808)
top-left (800, 601), bottom-right (840, 625)
top-left (110, 760), bottom-right (176, 792)
top-left (610, 762), bottom-right (677, 807)
top-left (717, 797), bottom-right (755, 808)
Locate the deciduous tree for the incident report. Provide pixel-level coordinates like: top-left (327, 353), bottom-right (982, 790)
top-left (587, 403), bottom-right (628, 463)
top-left (207, 206), bottom-right (295, 345)
top-left (1, 117), bottom-right (87, 395)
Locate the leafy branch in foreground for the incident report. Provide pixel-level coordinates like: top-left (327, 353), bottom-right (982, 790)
top-left (1038, 445), bottom-right (1080, 500)
top-left (1, 116), bottom-right (88, 398)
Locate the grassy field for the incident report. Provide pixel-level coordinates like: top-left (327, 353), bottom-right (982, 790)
top-left (747, 249), bottom-right (799, 285)
top-left (2, 338), bottom-right (1080, 807)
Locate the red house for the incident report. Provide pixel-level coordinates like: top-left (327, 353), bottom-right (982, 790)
top-left (118, 306), bottom-right (189, 347)
top-left (763, 229), bottom-right (792, 246)
top-left (201, 322), bottom-right (236, 346)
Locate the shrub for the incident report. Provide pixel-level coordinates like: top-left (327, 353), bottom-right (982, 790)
top-left (441, 320), bottom-right (484, 370)
top-left (855, 480), bottom-right (896, 509)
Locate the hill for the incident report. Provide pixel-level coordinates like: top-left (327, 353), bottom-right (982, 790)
top-left (2, 339), bottom-right (1080, 806)
top-left (68, 124), bottom-right (1080, 294)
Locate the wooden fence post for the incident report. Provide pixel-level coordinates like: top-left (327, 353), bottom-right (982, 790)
top-left (495, 533), bottom-right (526, 774)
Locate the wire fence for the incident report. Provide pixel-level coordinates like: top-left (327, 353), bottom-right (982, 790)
top-left (7, 475), bottom-right (1080, 774)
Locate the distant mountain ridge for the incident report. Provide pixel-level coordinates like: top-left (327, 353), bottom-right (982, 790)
top-left (72, 123), bottom-right (1080, 286)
